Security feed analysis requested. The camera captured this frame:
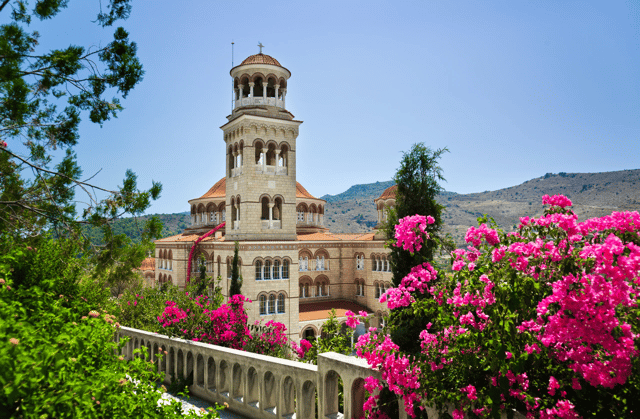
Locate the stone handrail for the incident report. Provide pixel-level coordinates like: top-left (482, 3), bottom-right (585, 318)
top-left (118, 326), bottom-right (378, 419)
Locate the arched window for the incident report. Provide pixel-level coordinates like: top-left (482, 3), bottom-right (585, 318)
top-left (277, 293), bottom-right (285, 313)
top-left (259, 295), bottom-right (267, 315)
top-left (282, 260), bottom-right (290, 279)
top-left (268, 294), bottom-right (276, 314)
top-left (264, 260), bottom-right (271, 280)
top-left (375, 282), bottom-right (380, 299)
top-left (300, 284), bottom-right (305, 298)
top-left (255, 261), bottom-right (263, 280)
top-left (273, 260), bottom-right (281, 279)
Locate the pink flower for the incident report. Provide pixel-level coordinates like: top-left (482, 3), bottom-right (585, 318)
top-left (542, 194), bottom-right (573, 208)
top-left (358, 310), bottom-right (368, 318)
top-left (506, 351), bottom-right (513, 359)
top-left (9, 338), bottom-right (19, 345)
top-left (88, 310), bottom-right (100, 318)
top-left (461, 384), bottom-right (478, 401)
top-left (548, 376), bottom-right (560, 396)
top-left (345, 310), bottom-right (360, 328)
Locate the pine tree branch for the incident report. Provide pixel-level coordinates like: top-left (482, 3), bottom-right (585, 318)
top-left (1, 148), bottom-right (118, 194)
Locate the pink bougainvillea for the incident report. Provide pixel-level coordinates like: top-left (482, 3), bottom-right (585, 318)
top-left (356, 196), bottom-right (640, 418)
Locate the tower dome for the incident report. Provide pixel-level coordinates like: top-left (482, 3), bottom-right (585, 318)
top-left (240, 53), bottom-right (283, 67)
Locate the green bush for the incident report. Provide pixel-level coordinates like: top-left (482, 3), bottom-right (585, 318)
top-left (0, 237), bottom-right (220, 418)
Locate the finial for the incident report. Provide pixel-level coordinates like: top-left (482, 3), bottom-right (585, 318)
top-left (258, 42), bottom-right (264, 54)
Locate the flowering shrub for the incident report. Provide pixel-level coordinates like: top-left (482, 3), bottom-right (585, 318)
top-left (357, 195), bottom-right (640, 418)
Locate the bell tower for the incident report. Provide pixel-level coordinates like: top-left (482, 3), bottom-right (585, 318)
top-left (221, 49), bottom-right (301, 241)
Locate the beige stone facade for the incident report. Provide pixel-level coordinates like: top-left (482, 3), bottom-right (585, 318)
top-left (155, 52), bottom-right (398, 340)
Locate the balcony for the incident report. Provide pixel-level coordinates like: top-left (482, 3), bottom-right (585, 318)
top-left (234, 96), bottom-right (284, 109)
top-left (231, 167), bottom-right (243, 177)
top-left (261, 220), bottom-right (282, 230)
top-left (256, 165), bottom-right (287, 175)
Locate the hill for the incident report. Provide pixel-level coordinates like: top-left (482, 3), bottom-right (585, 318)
top-left (82, 212), bottom-right (190, 245)
top-left (91, 169), bottom-right (640, 248)
top-left (320, 180), bottom-right (395, 203)
top-left (323, 169), bottom-right (640, 246)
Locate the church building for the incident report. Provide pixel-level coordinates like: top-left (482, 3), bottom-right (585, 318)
top-left (152, 50), bottom-right (397, 340)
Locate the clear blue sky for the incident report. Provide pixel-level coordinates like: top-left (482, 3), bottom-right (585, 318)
top-left (7, 1), bottom-right (640, 215)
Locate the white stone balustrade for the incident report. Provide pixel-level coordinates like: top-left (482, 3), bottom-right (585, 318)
top-left (118, 326), bottom-right (378, 419)
top-left (235, 97), bottom-right (284, 109)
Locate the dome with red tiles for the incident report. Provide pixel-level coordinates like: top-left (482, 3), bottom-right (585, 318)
top-left (240, 53), bottom-right (282, 67)
top-left (377, 184), bottom-right (397, 201)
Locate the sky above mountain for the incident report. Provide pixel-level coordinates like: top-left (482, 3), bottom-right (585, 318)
top-left (6, 0), bottom-right (639, 215)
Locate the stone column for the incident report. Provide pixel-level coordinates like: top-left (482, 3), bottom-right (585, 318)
top-left (238, 84), bottom-right (244, 99)
top-left (248, 82), bottom-right (255, 98)
top-left (268, 203), bottom-right (274, 229)
top-left (282, 89), bottom-right (286, 108)
top-left (274, 84), bottom-right (280, 103)
top-left (262, 81), bottom-right (267, 100)
top-left (261, 147), bottom-right (266, 172)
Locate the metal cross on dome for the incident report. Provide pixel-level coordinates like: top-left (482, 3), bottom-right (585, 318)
top-left (258, 42), bottom-right (264, 53)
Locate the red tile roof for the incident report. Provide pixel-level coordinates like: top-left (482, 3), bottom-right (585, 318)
top-left (296, 182), bottom-right (319, 200)
top-left (198, 178), bottom-right (226, 199)
top-left (377, 184), bottom-right (397, 200)
top-left (196, 177), bottom-right (321, 201)
top-left (299, 300), bottom-right (371, 322)
top-left (139, 257), bottom-right (155, 271)
top-left (156, 233), bottom-right (224, 243)
top-left (241, 53), bottom-right (282, 67)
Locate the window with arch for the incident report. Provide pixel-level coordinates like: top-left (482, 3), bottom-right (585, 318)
top-left (268, 294), bottom-right (276, 314)
top-left (259, 295), bottom-right (267, 315)
top-left (255, 261), bottom-right (263, 280)
top-left (273, 260), bottom-right (281, 279)
top-left (277, 293), bottom-right (285, 313)
top-left (264, 260), bottom-right (271, 280)
top-left (299, 256), bottom-right (309, 272)
top-left (375, 282), bottom-right (381, 299)
top-left (315, 255), bottom-right (325, 271)
top-left (282, 260), bottom-right (290, 279)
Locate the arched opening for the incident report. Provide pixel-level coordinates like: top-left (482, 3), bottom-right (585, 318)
top-left (324, 370), bottom-right (344, 417)
top-left (247, 367), bottom-right (259, 408)
top-left (278, 144), bottom-right (288, 169)
top-left (239, 76), bottom-right (250, 98)
top-left (277, 293), bottom-right (285, 313)
top-left (195, 354), bottom-right (204, 388)
top-left (282, 259), bottom-right (290, 279)
top-left (264, 260), bottom-right (272, 280)
top-left (261, 196), bottom-right (270, 220)
top-left (232, 363), bottom-right (243, 402)
top-left (281, 376), bottom-right (296, 417)
top-left (273, 259), bottom-right (281, 279)
top-left (219, 360), bottom-right (230, 397)
top-left (301, 380), bottom-right (317, 419)
top-left (176, 349), bottom-right (184, 381)
top-left (167, 347), bottom-right (175, 378)
top-left (303, 327), bottom-right (316, 340)
top-left (186, 351), bottom-right (194, 387)
top-left (254, 76), bottom-right (264, 97)
top-left (255, 260), bottom-right (263, 280)
top-left (273, 196), bottom-right (282, 221)
top-left (266, 143), bottom-right (276, 166)
top-left (207, 357), bottom-right (216, 392)
top-left (266, 76), bottom-right (277, 97)
top-left (268, 293), bottom-right (276, 314)
top-left (351, 378), bottom-right (366, 419)
top-left (259, 294), bottom-right (267, 315)
top-left (263, 371), bottom-right (277, 414)
top-left (255, 140), bottom-right (264, 165)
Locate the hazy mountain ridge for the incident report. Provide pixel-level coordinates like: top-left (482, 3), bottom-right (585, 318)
top-left (324, 169), bottom-right (640, 246)
top-left (96, 169), bottom-right (640, 247)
